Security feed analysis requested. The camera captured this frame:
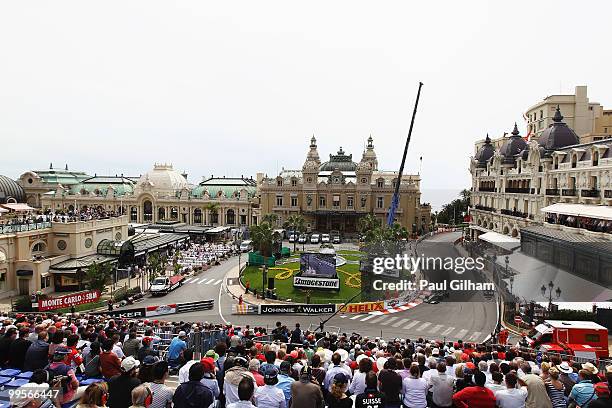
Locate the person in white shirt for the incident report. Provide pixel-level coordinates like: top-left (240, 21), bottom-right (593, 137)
top-left (348, 357), bottom-right (372, 396)
top-left (421, 358), bottom-right (438, 384)
top-left (255, 365), bottom-right (286, 408)
top-left (402, 365), bottom-right (428, 408)
top-left (486, 371), bottom-right (506, 394)
top-left (495, 372), bottom-right (528, 408)
top-left (428, 362), bottom-right (454, 408)
top-left (479, 360), bottom-right (492, 383)
top-left (324, 353), bottom-right (352, 391)
top-left (227, 377), bottom-right (257, 408)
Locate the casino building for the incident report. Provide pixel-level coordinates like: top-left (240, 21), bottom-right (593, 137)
top-left (259, 136), bottom-right (431, 235)
top-left (18, 163), bottom-right (261, 227)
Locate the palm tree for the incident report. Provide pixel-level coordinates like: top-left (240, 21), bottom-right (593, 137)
top-left (249, 221), bottom-right (281, 299)
top-left (283, 214), bottom-right (306, 252)
top-left (205, 203), bottom-right (220, 225)
top-left (261, 213), bottom-right (278, 226)
top-left (460, 189), bottom-right (471, 207)
top-left (358, 214), bottom-right (383, 244)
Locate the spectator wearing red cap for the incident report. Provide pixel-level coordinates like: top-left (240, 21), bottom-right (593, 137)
top-left (590, 382), bottom-right (612, 408)
top-left (200, 357), bottom-right (220, 399)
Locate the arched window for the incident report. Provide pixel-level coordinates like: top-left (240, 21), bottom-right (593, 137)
top-left (170, 207), bottom-right (178, 219)
top-left (31, 242), bottom-right (46, 255)
top-left (158, 207), bottom-right (166, 220)
top-left (130, 207), bottom-right (138, 222)
top-left (226, 209), bottom-right (235, 225)
top-left (143, 201), bottom-right (153, 222)
top-left (593, 151), bottom-right (599, 166)
top-left (571, 154), bottom-right (577, 169)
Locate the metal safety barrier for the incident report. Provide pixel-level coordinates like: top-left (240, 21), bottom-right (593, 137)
top-left (176, 299), bottom-right (215, 314)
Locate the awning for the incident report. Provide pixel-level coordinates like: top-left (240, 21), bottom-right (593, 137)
top-left (16, 270), bottom-right (33, 277)
top-left (478, 231), bottom-right (521, 251)
top-left (541, 203), bottom-right (612, 221)
top-left (0, 203), bottom-right (37, 212)
top-left (205, 226), bottom-right (231, 234)
top-left (50, 254), bottom-right (117, 272)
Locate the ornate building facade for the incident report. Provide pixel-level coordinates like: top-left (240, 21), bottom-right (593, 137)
top-left (469, 107), bottom-right (612, 239)
top-left (19, 164), bottom-right (261, 227)
top-left (259, 136), bottom-right (431, 234)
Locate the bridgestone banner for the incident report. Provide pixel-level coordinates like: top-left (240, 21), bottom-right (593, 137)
top-left (259, 304), bottom-right (336, 315)
top-left (293, 276), bottom-right (340, 290)
top-left (37, 290), bottom-right (101, 312)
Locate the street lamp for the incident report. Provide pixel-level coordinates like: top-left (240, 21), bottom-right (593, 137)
top-left (509, 275), bottom-right (514, 296)
top-left (541, 280), bottom-right (561, 311)
top-left (504, 255), bottom-right (509, 277)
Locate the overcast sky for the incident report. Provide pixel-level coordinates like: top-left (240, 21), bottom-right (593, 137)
top-left (1, 1), bottom-right (611, 206)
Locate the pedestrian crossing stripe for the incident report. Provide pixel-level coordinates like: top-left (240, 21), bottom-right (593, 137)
top-left (350, 314), bottom-right (364, 320)
top-left (440, 327), bottom-right (455, 336)
top-left (417, 322), bottom-right (431, 331)
top-left (391, 318), bottom-right (410, 328)
top-left (360, 314), bottom-right (376, 322)
top-left (429, 324), bottom-right (443, 334)
top-left (456, 329), bottom-right (469, 339)
top-left (380, 316), bottom-right (399, 326)
top-left (403, 320), bottom-right (420, 330)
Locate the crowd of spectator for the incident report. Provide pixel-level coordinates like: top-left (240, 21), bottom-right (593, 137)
top-left (0, 207), bottom-right (123, 228)
top-left (0, 312), bottom-right (611, 408)
top-left (546, 213), bottom-right (612, 234)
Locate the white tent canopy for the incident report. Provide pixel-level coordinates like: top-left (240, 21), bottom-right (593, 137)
top-left (540, 203), bottom-right (612, 221)
top-left (478, 231), bottom-right (521, 251)
top-left (0, 203), bottom-right (36, 212)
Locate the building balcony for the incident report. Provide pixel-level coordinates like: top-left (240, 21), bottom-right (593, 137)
top-left (581, 189), bottom-right (600, 198)
top-left (473, 205), bottom-right (496, 212)
top-left (505, 187), bottom-right (531, 194)
top-left (545, 189), bottom-right (559, 196)
top-left (478, 187), bottom-right (496, 192)
top-left (500, 209), bottom-right (528, 218)
top-left (0, 222), bottom-right (52, 235)
top-left (561, 189), bottom-right (577, 197)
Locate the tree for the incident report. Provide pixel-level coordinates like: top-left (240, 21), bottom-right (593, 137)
top-left (205, 203), bottom-right (220, 224)
top-left (283, 214), bottom-right (306, 252)
top-left (248, 221), bottom-right (282, 299)
top-left (147, 252), bottom-right (166, 281)
top-left (433, 189), bottom-right (471, 226)
top-left (261, 213), bottom-right (278, 226)
top-left (86, 262), bottom-right (112, 292)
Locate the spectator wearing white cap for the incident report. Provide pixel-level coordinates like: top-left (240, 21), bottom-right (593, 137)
top-left (167, 331), bottom-right (188, 365)
top-left (108, 356), bottom-right (142, 408)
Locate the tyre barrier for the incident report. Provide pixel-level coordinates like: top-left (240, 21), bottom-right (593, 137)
top-left (232, 304), bottom-right (258, 315)
top-left (176, 299), bottom-right (215, 314)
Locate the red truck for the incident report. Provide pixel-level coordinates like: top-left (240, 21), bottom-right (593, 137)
top-left (150, 275), bottom-right (184, 296)
top-left (526, 320), bottom-right (609, 359)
